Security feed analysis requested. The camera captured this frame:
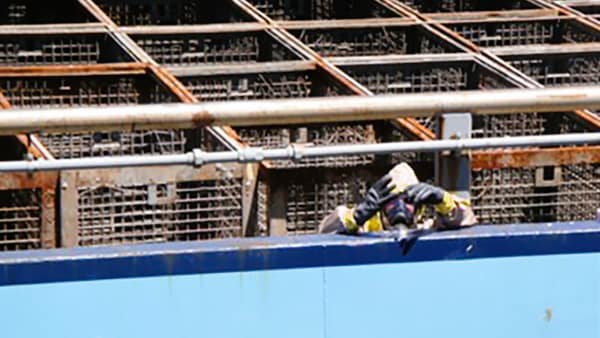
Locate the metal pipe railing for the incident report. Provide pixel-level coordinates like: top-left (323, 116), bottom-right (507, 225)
top-left (0, 86), bottom-right (600, 135)
top-left (1, 132), bottom-right (599, 172)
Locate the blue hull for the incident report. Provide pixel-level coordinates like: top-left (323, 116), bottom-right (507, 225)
top-left (1, 222), bottom-right (599, 338)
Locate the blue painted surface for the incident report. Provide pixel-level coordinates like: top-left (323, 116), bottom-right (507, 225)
top-left (1, 221), bottom-right (600, 286)
top-left (2, 221), bottom-right (600, 337)
top-left (1, 252), bottom-right (599, 338)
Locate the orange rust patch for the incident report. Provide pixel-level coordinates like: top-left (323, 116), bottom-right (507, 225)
top-left (472, 146), bottom-right (600, 169)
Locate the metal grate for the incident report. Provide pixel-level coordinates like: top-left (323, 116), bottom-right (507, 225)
top-left (473, 113), bottom-right (546, 138)
top-left (557, 164), bottom-right (600, 221)
top-left (77, 178), bottom-right (243, 246)
top-left (182, 71), bottom-right (315, 101)
top-left (0, 34), bottom-right (132, 66)
top-left (344, 63), bottom-right (470, 94)
top-left (398, 0), bottom-right (538, 12)
top-left (95, 0), bottom-right (249, 25)
top-left (135, 32), bottom-right (298, 66)
top-left (344, 59), bottom-right (516, 133)
top-left (248, 0), bottom-right (396, 20)
top-left (472, 113), bottom-right (599, 224)
top-left (1, 74), bottom-right (185, 158)
top-left (285, 171), bottom-right (370, 234)
top-left (472, 167), bottom-right (537, 224)
top-left (506, 53), bottom-right (600, 87)
top-left (38, 131), bottom-right (186, 158)
top-left (0, 1), bottom-right (96, 24)
top-left (472, 164), bottom-right (600, 224)
top-left (181, 69), bottom-right (373, 167)
top-left (448, 19), bottom-right (599, 47)
top-left (0, 76), bottom-right (165, 108)
top-left (0, 189), bottom-right (42, 251)
top-left (290, 25), bottom-right (457, 57)
top-left (238, 123), bottom-right (377, 168)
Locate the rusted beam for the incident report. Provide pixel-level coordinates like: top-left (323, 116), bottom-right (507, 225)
top-left (0, 23), bottom-right (107, 35)
top-left (278, 17), bottom-right (415, 29)
top-left (488, 42), bottom-right (600, 56)
top-left (427, 8), bottom-right (560, 21)
top-left (167, 60), bottom-right (317, 77)
top-left (120, 22), bottom-right (267, 34)
top-left (78, 0), bottom-right (118, 28)
top-left (148, 65), bottom-right (197, 102)
top-left (472, 146), bottom-right (600, 169)
top-left (0, 63), bottom-right (148, 77)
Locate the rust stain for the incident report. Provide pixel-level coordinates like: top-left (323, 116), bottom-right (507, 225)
top-left (148, 65), bottom-right (250, 158)
top-left (0, 171), bottom-right (58, 190)
top-left (544, 307), bottom-right (552, 322)
top-left (472, 146), bottom-right (600, 170)
top-left (191, 109), bottom-right (216, 127)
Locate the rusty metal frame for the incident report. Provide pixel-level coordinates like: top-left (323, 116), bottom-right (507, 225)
top-left (0, 171), bottom-right (58, 249)
top-left (59, 163), bottom-right (245, 247)
top-left (378, 0), bottom-right (600, 130)
top-left (0, 0), bottom-right (598, 240)
top-left (80, 0), bottom-right (261, 217)
top-left (0, 62), bottom-right (179, 160)
top-left (472, 145), bottom-right (600, 169)
top-left (365, 0), bottom-right (600, 205)
top-left (231, 0), bottom-right (436, 141)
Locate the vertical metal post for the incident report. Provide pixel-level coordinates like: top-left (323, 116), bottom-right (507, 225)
top-left (40, 186), bottom-right (57, 249)
top-left (59, 171), bottom-right (79, 248)
top-left (435, 113), bottom-right (472, 200)
top-left (242, 163), bottom-right (260, 237)
top-left (268, 179), bottom-right (288, 236)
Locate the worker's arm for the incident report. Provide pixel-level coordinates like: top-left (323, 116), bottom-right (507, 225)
top-left (405, 183), bottom-right (478, 229)
top-left (318, 175), bottom-right (398, 234)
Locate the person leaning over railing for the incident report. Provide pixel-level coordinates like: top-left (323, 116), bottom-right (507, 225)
top-left (318, 163), bottom-right (477, 234)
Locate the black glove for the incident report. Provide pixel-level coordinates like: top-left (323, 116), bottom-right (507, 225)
top-left (405, 183), bottom-right (445, 209)
top-left (353, 175), bottom-right (398, 226)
